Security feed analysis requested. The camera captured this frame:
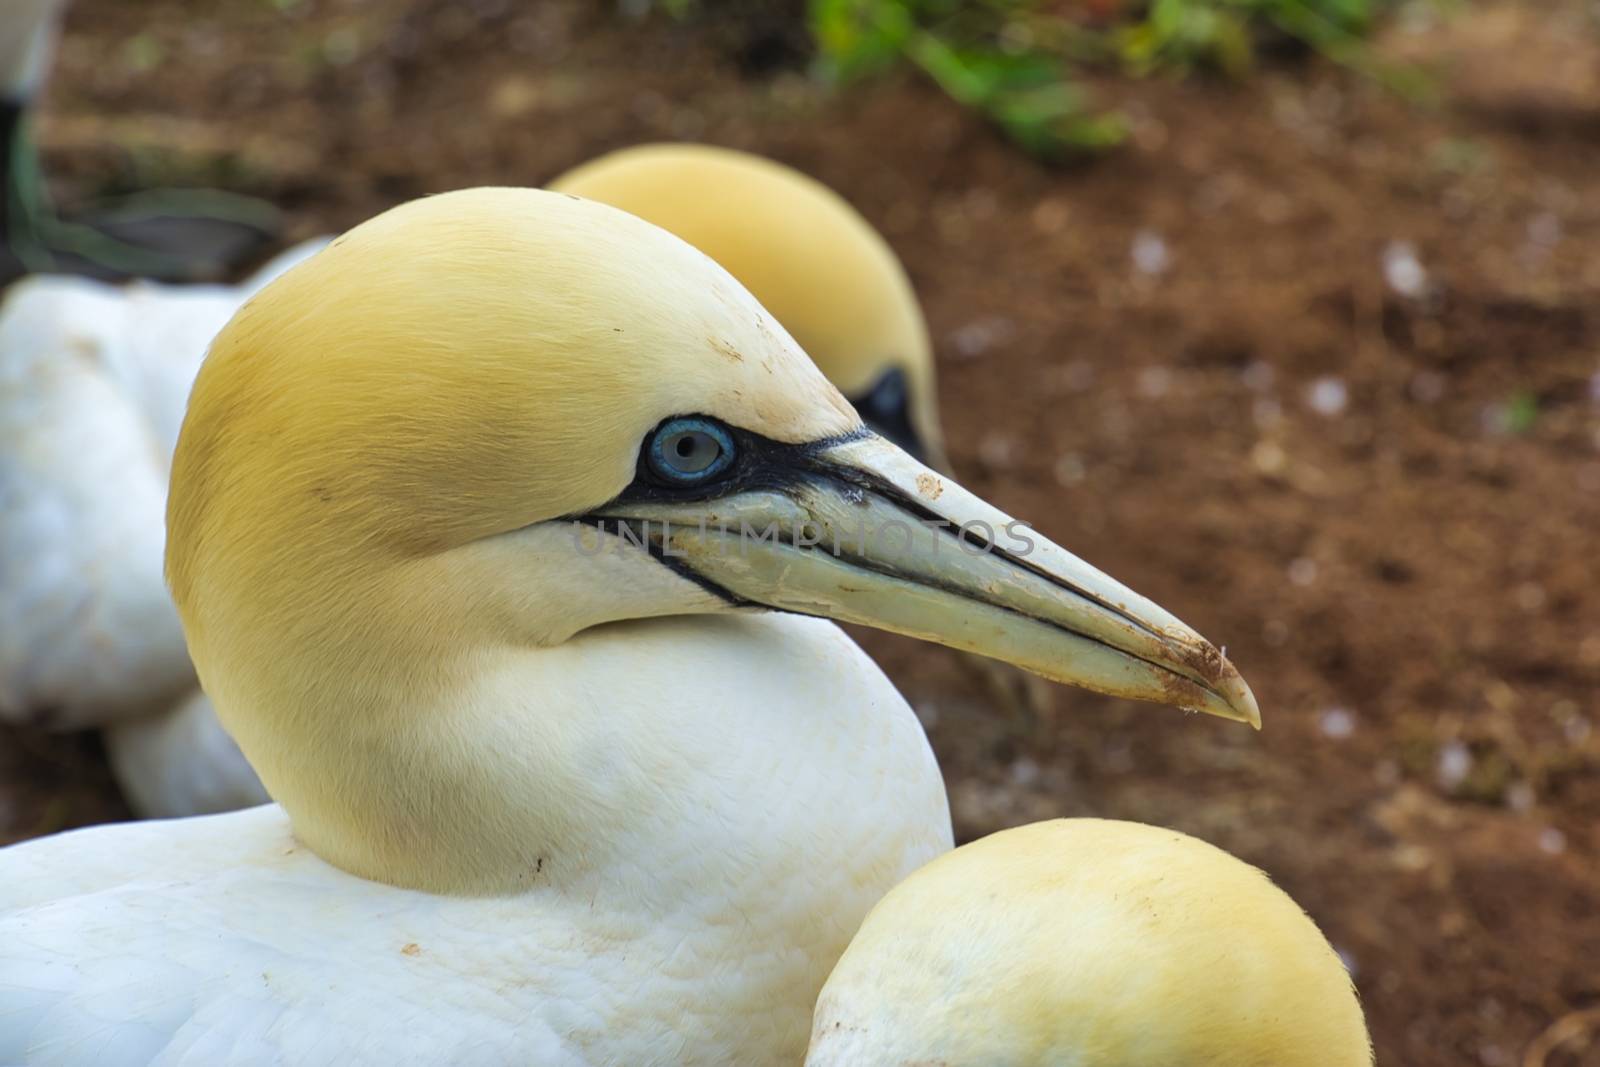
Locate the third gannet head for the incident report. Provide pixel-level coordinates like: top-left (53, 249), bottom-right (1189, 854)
top-left (808, 819), bottom-right (1373, 1067)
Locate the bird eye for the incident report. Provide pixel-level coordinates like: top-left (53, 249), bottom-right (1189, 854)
top-left (646, 417), bottom-right (736, 485)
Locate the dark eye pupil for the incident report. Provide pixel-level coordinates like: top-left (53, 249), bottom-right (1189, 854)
top-left (664, 431), bottom-right (719, 473)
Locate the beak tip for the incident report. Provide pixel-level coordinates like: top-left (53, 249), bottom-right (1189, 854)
top-left (1225, 669), bottom-right (1263, 730)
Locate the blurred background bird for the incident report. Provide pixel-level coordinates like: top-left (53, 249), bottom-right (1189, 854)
top-left (0, 239), bottom-right (325, 815)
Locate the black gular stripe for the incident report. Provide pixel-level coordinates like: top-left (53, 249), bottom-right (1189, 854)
top-left (634, 533), bottom-right (755, 609)
top-left (568, 509), bottom-right (753, 607)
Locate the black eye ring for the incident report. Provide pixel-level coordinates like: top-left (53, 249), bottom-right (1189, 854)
top-left (645, 417), bottom-right (737, 486)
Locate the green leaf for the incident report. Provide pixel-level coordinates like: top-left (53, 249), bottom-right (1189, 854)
top-left (1504, 391), bottom-right (1539, 436)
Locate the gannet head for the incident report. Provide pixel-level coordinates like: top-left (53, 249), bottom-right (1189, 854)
top-left (168, 188), bottom-right (1256, 887)
top-left (807, 819), bottom-right (1373, 1067)
top-left (169, 187), bottom-right (862, 656)
top-left (550, 144), bottom-right (942, 465)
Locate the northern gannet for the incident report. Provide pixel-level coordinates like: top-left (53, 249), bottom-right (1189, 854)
top-left (807, 820), bottom-right (1373, 1066)
top-left (0, 239), bottom-right (327, 815)
top-left (10, 144), bottom-right (943, 819)
top-left (1, 0), bottom-right (274, 282)
top-left (549, 143), bottom-right (944, 466)
top-left (6, 143), bottom-right (943, 819)
top-left (0, 188), bottom-right (1255, 1065)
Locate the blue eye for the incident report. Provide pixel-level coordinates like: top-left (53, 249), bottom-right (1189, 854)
top-left (646, 417), bottom-right (736, 485)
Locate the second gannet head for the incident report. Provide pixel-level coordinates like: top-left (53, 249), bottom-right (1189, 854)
top-left (808, 819), bottom-right (1373, 1067)
top-left (550, 143), bottom-right (943, 465)
top-left (168, 188), bottom-right (1256, 894)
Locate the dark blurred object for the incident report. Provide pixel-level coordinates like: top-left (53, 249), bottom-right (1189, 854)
top-left (627, 0), bottom-right (814, 78)
top-left (1, 0), bottom-right (278, 287)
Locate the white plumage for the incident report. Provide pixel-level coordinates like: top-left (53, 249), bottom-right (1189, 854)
top-left (3, 616), bottom-right (949, 1067)
top-left (0, 240), bottom-right (325, 811)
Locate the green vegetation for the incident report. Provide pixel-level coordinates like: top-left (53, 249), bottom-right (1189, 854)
top-left (1503, 390), bottom-right (1539, 436)
top-left (808, 0), bottom-right (1420, 158)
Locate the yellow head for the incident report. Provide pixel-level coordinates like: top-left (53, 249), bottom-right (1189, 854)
top-left (168, 188), bottom-right (1254, 891)
top-left (549, 143), bottom-right (942, 465)
top-left (808, 819), bottom-right (1373, 1067)
top-left (168, 186), bottom-right (854, 629)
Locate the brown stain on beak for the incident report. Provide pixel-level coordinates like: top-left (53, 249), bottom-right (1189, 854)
top-left (1171, 632), bottom-right (1229, 689)
top-left (1155, 668), bottom-right (1216, 712)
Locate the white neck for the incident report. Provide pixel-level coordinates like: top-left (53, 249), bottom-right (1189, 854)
top-left (203, 599), bottom-right (952, 1061)
top-left (214, 604), bottom-right (950, 900)
top-left (195, 523), bottom-right (952, 1059)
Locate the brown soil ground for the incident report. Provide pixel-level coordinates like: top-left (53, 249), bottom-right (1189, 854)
top-left (7, 1), bottom-right (1600, 1063)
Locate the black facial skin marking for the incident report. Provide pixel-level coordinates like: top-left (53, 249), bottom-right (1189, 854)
top-left (568, 421), bottom-right (874, 607)
top-left (599, 419), bottom-right (875, 508)
top-left (850, 367), bottom-right (925, 463)
top-left (574, 418), bottom-right (949, 600)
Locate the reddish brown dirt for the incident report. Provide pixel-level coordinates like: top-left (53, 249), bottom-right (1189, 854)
top-left (9, 2), bottom-right (1600, 1063)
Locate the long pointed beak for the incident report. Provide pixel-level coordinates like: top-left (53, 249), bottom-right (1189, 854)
top-left (590, 432), bottom-right (1260, 727)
